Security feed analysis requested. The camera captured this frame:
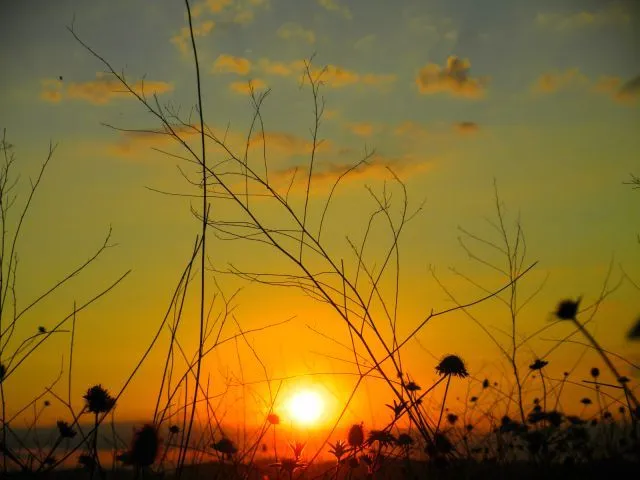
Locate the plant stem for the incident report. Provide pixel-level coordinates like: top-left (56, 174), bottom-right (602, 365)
top-left (571, 317), bottom-right (639, 410)
top-left (435, 375), bottom-right (451, 435)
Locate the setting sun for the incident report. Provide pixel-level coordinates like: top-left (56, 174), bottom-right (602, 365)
top-left (287, 389), bottom-right (325, 425)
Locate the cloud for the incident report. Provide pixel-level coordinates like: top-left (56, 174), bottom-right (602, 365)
top-left (618, 76), bottom-right (640, 102)
top-left (354, 34), bottom-right (376, 51)
top-left (416, 56), bottom-right (486, 99)
top-left (317, 0), bottom-right (352, 19)
top-left (270, 151), bottom-right (433, 193)
top-left (257, 58), bottom-right (396, 89)
top-left (40, 79), bottom-right (64, 103)
top-left (213, 54), bottom-right (252, 75)
top-left (393, 121), bottom-right (428, 138)
top-left (323, 109), bottom-right (340, 120)
top-left (318, 65), bottom-right (360, 87)
top-left (277, 22), bottom-right (316, 44)
top-left (192, 0), bottom-right (268, 25)
top-left (347, 122), bottom-right (375, 137)
top-left (593, 75), bottom-right (640, 105)
top-left (206, 0), bottom-right (269, 25)
top-left (40, 74), bottom-right (173, 105)
top-left (453, 121), bottom-right (479, 134)
top-left (205, 0), bottom-right (233, 14)
top-left (229, 78), bottom-right (267, 95)
top-left (536, 4), bottom-right (630, 31)
top-left (107, 125), bottom-right (199, 158)
top-left (360, 73), bottom-right (397, 87)
top-left (170, 20), bottom-right (215, 56)
top-left (406, 13), bottom-right (458, 46)
top-left (258, 59), bottom-right (304, 76)
top-left (532, 68), bottom-right (588, 93)
top-left (531, 69), bottom-right (639, 106)
top-left (248, 131), bottom-right (333, 157)
top-left (233, 8), bottom-right (254, 24)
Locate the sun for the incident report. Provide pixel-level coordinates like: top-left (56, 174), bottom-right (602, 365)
top-left (287, 389), bottom-right (325, 425)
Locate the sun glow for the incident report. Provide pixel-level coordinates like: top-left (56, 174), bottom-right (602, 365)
top-left (287, 389), bottom-right (325, 425)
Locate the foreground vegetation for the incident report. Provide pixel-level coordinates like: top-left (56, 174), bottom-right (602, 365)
top-left (1, 1), bottom-right (639, 478)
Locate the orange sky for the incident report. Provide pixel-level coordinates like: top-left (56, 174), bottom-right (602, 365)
top-left (0, 0), bottom-right (638, 438)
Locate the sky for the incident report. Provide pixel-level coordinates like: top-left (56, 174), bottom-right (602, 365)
top-left (0, 0), bottom-right (639, 433)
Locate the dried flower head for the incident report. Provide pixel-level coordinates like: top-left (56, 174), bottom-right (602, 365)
top-left (78, 454), bottom-right (95, 469)
top-left (328, 440), bottom-right (347, 461)
top-left (128, 424), bottom-right (159, 468)
top-left (470, 396), bottom-right (478, 403)
top-left (270, 458), bottom-right (306, 475)
top-left (567, 415), bottom-right (585, 425)
top-left (405, 381), bottom-right (421, 392)
top-left (83, 385), bottom-right (116, 414)
top-left (0, 363), bottom-right (6, 383)
top-left (546, 411), bottom-right (563, 427)
top-left (212, 438), bottom-right (237, 456)
top-left (38, 326), bottom-right (47, 334)
top-left (618, 376), bottom-right (630, 384)
top-left (446, 413), bottom-right (458, 425)
top-left (367, 430), bottom-right (396, 447)
top-left (44, 400), bottom-right (51, 407)
top-left (529, 359), bottom-right (548, 371)
top-left (627, 316), bottom-right (640, 340)
top-left (435, 355), bottom-right (469, 378)
top-left (57, 421), bottom-right (76, 439)
top-left (385, 399), bottom-right (407, 417)
top-left (397, 433), bottom-right (413, 446)
top-left (555, 298), bottom-right (580, 320)
top-left (289, 441), bottom-right (306, 459)
top-left (347, 423), bottom-right (364, 447)
top-left (580, 397), bottom-right (592, 405)
top-left (482, 379), bottom-right (490, 389)
top-left (267, 413), bottom-right (280, 425)
top-left (169, 425), bottom-right (180, 435)
top-left (590, 367), bottom-right (600, 378)
top-left (433, 433), bottom-right (453, 454)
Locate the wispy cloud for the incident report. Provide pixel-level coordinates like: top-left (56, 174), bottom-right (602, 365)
top-left (204, 0), bottom-right (233, 14)
top-left (170, 20), bottom-right (215, 56)
top-left (192, 0), bottom-right (269, 25)
top-left (258, 58), bottom-right (396, 89)
top-left (277, 22), bottom-right (316, 44)
top-left (269, 151), bottom-right (433, 195)
top-left (393, 121), bottom-right (428, 138)
top-left (353, 34), bottom-right (375, 51)
top-left (213, 54), bottom-right (252, 75)
top-left (317, 0), bottom-right (352, 20)
top-left (453, 121), bottom-right (479, 134)
top-left (258, 59), bottom-right (305, 76)
top-left (346, 122), bottom-right (376, 137)
top-left (532, 68), bottom-right (588, 93)
top-left (107, 125), bottom-right (199, 158)
top-left (40, 74), bottom-right (173, 105)
top-left (593, 75), bottom-right (640, 105)
top-left (248, 131), bottom-right (334, 157)
top-left (229, 78), bottom-right (267, 95)
top-left (405, 12), bottom-right (458, 46)
top-left (416, 56), bottom-right (486, 99)
top-left (536, 4), bottom-right (630, 31)
top-left (532, 69), bottom-right (639, 105)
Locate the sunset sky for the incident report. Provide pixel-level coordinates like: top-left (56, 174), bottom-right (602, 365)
top-left (0, 0), bottom-right (639, 431)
